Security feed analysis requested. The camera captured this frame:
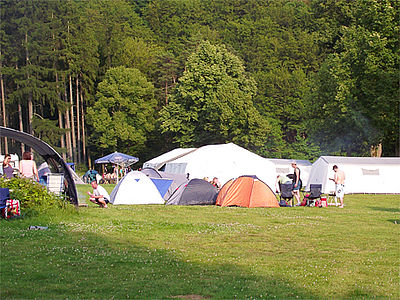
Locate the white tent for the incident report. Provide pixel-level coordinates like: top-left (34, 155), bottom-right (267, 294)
top-left (143, 148), bottom-right (196, 170)
top-left (163, 143), bottom-right (277, 188)
top-left (268, 158), bottom-right (312, 185)
top-left (110, 171), bottom-right (164, 205)
top-left (306, 156), bottom-right (400, 194)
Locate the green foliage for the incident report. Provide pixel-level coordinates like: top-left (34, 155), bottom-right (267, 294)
top-left (87, 66), bottom-right (157, 157)
top-left (0, 177), bottom-right (71, 215)
top-left (308, 0), bottom-right (399, 156)
top-left (1, 0), bottom-right (398, 160)
top-left (160, 41), bottom-right (281, 153)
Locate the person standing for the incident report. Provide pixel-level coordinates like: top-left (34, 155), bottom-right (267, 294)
top-left (291, 161), bottom-right (301, 205)
top-left (1, 154), bottom-right (15, 178)
top-left (19, 151), bottom-right (39, 181)
top-left (330, 165), bottom-right (345, 208)
top-left (87, 180), bottom-right (110, 208)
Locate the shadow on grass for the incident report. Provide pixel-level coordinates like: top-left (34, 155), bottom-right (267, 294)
top-left (1, 227), bottom-right (319, 300)
top-left (387, 219), bottom-right (400, 224)
top-left (367, 206), bottom-right (400, 213)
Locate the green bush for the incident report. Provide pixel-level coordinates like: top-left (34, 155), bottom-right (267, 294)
top-left (0, 176), bottom-right (73, 215)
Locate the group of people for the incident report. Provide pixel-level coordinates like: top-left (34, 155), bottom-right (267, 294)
top-left (276, 161), bottom-right (345, 208)
top-left (0, 151), bottom-right (39, 181)
top-left (203, 177), bottom-right (221, 190)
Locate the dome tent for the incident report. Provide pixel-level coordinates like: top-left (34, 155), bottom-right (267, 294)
top-left (110, 171), bottom-right (164, 205)
top-left (216, 176), bottom-right (279, 208)
top-left (140, 168), bottom-right (189, 200)
top-left (165, 179), bottom-right (218, 205)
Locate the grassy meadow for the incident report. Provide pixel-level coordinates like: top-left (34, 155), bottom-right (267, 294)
top-left (0, 184), bottom-right (399, 299)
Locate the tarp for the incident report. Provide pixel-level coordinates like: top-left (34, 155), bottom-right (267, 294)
top-left (268, 158), bottom-right (312, 185)
top-left (38, 162), bottom-right (51, 179)
top-left (165, 179), bottom-right (218, 205)
top-left (216, 175), bottom-right (279, 208)
top-left (110, 171), bottom-right (164, 205)
top-left (162, 143), bottom-right (277, 188)
top-left (306, 156), bottom-right (400, 194)
top-left (0, 126), bottom-right (78, 204)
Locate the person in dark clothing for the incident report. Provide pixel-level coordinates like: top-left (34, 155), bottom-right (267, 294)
top-left (291, 161), bottom-right (301, 205)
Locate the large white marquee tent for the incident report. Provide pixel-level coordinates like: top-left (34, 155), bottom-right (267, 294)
top-left (306, 156), bottom-right (400, 194)
top-left (268, 158), bottom-right (312, 185)
top-left (143, 148), bottom-right (196, 170)
top-left (156, 143), bottom-right (277, 188)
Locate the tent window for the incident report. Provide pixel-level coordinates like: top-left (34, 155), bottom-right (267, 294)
top-left (362, 168), bottom-right (379, 175)
top-left (276, 168), bottom-right (290, 174)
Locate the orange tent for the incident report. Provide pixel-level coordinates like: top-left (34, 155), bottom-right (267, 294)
top-left (216, 176), bottom-right (279, 208)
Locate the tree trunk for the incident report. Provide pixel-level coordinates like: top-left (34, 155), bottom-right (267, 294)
top-left (58, 110), bottom-right (66, 160)
top-left (64, 83), bottom-right (73, 160)
top-left (69, 75), bottom-right (76, 163)
top-left (25, 32), bottom-right (33, 136)
top-left (76, 76), bottom-right (81, 164)
top-left (56, 73), bottom-right (65, 159)
top-left (18, 101), bottom-right (24, 154)
top-left (80, 89), bottom-right (86, 165)
top-left (0, 50), bottom-right (8, 154)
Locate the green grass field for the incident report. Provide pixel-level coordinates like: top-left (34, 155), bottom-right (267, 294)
top-left (1, 184), bottom-right (399, 299)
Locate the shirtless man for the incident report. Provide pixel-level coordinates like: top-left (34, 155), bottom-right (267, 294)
top-left (330, 165), bottom-right (345, 208)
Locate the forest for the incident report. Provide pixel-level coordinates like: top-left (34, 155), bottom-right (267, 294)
top-left (0, 0), bottom-right (398, 168)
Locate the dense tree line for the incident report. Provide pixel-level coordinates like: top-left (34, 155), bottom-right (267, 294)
top-left (1, 0), bottom-right (398, 167)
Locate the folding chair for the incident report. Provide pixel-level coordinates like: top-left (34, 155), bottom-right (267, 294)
top-left (306, 184), bottom-right (322, 206)
top-left (47, 173), bottom-right (65, 196)
top-left (0, 187), bottom-right (20, 218)
top-left (279, 183), bottom-right (294, 206)
top-left (0, 187), bottom-right (9, 218)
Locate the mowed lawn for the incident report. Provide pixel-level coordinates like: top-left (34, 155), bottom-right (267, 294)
top-left (1, 184), bottom-right (399, 299)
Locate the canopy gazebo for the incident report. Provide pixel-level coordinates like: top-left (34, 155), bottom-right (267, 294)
top-left (94, 152), bottom-right (139, 183)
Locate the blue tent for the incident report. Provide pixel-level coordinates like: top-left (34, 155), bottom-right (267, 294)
top-left (94, 152), bottom-right (139, 166)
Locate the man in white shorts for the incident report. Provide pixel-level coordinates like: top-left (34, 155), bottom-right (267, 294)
top-left (87, 180), bottom-right (110, 208)
top-left (330, 165), bottom-right (345, 208)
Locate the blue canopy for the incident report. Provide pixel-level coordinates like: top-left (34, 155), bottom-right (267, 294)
top-left (94, 152), bottom-right (139, 167)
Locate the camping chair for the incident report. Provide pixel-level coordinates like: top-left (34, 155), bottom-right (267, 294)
top-left (0, 187), bottom-right (9, 218)
top-left (0, 187), bottom-right (20, 219)
top-left (47, 173), bottom-right (65, 196)
top-left (306, 184), bottom-right (322, 206)
top-left (279, 183), bottom-right (293, 206)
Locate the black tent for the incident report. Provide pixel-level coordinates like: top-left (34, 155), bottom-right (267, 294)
top-left (0, 126), bottom-right (78, 204)
top-left (165, 178), bottom-right (217, 205)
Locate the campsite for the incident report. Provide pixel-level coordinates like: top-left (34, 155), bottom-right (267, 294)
top-left (1, 0), bottom-right (399, 299)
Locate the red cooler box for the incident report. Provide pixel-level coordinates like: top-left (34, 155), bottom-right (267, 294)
top-left (320, 197), bottom-right (327, 207)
